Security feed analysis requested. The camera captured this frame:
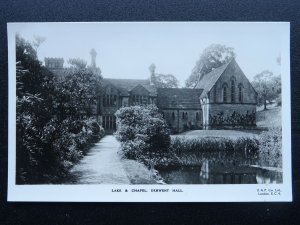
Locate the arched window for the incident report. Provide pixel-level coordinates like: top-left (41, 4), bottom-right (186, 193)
top-left (185, 112), bottom-right (188, 119)
top-left (231, 78), bottom-right (236, 103)
top-left (196, 112), bottom-right (199, 121)
top-left (182, 112), bottom-right (185, 119)
top-left (238, 84), bottom-right (244, 103)
top-left (222, 83), bottom-right (228, 103)
top-left (172, 112), bottom-right (175, 120)
top-left (213, 86), bottom-right (217, 102)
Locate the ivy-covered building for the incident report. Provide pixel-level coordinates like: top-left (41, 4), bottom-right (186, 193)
top-left (45, 51), bottom-right (257, 133)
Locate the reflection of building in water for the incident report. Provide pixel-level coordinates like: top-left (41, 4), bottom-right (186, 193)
top-left (160, 162), bottom-right (283, 184)
top-left (199, 161), bottom-right (283, 184)
top-left (199, 159), bottom-right (209, 180)
top-left (255, 169), bottom-right (283, 184)
top-left (199, 161), bottom-right (257, 184)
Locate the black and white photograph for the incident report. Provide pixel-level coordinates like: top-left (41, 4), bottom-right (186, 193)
top-left (7, 22), bottom-right (291, 202)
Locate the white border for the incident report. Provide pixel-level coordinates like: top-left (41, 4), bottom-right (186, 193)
top-left (7, 22), bottom-right (292, 202)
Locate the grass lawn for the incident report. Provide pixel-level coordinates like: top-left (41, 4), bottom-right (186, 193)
top-left (256, 104), bottom-right (281, 128)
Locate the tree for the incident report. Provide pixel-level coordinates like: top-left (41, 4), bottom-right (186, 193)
top-left (185, 44), bottom-right (236, 88)
top-left (252, 70), bottom-right (281, 110)
top-left (153, 73), bottom-right (179, 88)
top-left (16, 34), bottom-right (58, 183)
top-left (55, 58), bottom-right (102, 120)
top-left (32, 35), bottom-right (46, 52)
top-left (16, 35), bottom-right (104, 184)
top-left (68, 58), bottom-right (87, 69)
top-left (148, 63), bottom-right (179, 88)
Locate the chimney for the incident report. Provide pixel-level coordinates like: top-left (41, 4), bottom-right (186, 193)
top-left (149, 63), bottom-right (156, 86)
top-left (90, 48), bottom-right (97, 68)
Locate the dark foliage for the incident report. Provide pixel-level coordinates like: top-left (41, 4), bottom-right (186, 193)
top-left (258, 127), bottom-right (282, 167)
top-left (209, 111), bottom-right (256, 128)
top-left (16, 35), bottom-right (104, 184)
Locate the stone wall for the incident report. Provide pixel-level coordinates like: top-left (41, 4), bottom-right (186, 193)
top-left (210, 61), bottom-right (257, 104)
top-left (161, 109), bottom-right (202, 133)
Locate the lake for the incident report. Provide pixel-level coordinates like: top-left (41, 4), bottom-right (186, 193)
top-left (159, 160), bottom-right (282, 184)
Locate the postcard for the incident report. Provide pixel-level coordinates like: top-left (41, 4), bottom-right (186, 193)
top-left (7, 22), bottom-right (292, 202)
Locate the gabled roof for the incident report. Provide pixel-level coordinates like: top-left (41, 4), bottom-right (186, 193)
top-left (196, 60), bottom-right (232, 98)
top-left (157, 88), bottom-right (203, 109)
top-left (129, 84), bottom-right (150, 93)
top-left (102, 78), bottom-right (157, 96)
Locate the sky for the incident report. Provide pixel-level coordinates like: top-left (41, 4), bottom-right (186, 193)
top-left (17, 22), bottom-right (283, 87)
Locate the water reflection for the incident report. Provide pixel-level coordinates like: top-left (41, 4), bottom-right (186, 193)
top-left (160, 160), bottom-right (282, 184)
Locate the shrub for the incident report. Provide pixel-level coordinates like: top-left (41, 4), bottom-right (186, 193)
top-left (115, 105), bottom-right (171, 168)
top-left (258, 127), bottom-right (282, 167)
top-left (209, 111), bottom-right (256, 128)
top-left (16, 115), bottom-right (104, 184)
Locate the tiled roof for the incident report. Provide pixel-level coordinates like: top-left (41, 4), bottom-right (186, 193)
top-left (157, 88), bottom-right (203, 109)
top-left (196, 60), bottom-right (232, 98)
top-left (103, 78), bottom-right (157, 96)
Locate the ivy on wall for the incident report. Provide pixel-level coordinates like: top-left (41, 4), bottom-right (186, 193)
top-left (209, 111), bottom-right (256, 128)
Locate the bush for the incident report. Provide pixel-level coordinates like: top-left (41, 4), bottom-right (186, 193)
top-left (258, 127), bottom-right (282, 167)
top-left (115, 105), bottom-right (171, 168)
top-left (16, 115), bottom-right (104, 184)
top-left (209, 111), bottom-right (256, 128)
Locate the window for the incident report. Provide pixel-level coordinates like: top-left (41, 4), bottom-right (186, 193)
top-left (103, 115), bottom-right (116, 130)
top-left (182, 112), bottom-right (185, 119)
top-left (238, 84), bottom-right (244, 103)
top-left (103, 95), bottom-right (117, 106)
top-left (185, 112), bottom-right (188, 119)
top-left (223, 84), bottom-right (228, 102)
top-left (132, 95), bottom-right (148, 105)
top-left (196, 112), bottom-right (199, 121)
top-left (231, 79), bottom-right (235, 103)
top-left (172, 112), bottom-right (175, 120)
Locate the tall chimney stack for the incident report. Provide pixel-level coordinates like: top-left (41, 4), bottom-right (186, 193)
top-left (90, 48), bottom-right (97, 68)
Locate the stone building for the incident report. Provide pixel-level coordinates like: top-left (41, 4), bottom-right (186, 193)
top-left (45, 50), bottom-right (257, 133)
top-left (99, 78), bottom-right (157, 133)
top-left (197, 59), bottom-right (257, 129)
top-left (156, 88), bottom-right (203, 132)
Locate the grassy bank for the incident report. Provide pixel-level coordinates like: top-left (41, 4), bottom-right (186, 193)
top-left (121, 159), bottom-right (158, 184)
top-left (256, 105), bottom-right (281, 128)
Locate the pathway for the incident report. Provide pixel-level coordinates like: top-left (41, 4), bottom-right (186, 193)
top-left (66, 135), bottom-right (130, 184)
